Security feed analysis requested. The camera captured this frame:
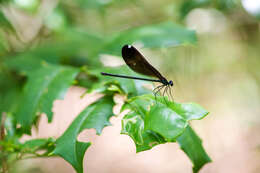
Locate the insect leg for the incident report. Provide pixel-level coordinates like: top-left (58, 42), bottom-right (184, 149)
top-left (154, 85), bottom-right (165, 102)
top-left (153, 85), bottom-right (163, 93)
top-left (167, 86), bottom-right (170, 97)
top-left (166, 86), bottom-right (173, 101)
top-left (162, 85), bottom-right (169, 104)
top-left (154, 85), bottom-right (164, 96)
top-left (169, 86), bottom-right (174, 102)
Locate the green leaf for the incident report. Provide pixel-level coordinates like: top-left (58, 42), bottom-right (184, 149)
top-left (75, 0), bottom-right (113, 9)
top-left (4, 56), bottom-right (48, 75)
top-left (178, 0), bottom-right (240, 19)
top-left (179, 0), bottom-right (211, 19)
top-left (0, 71), bottom-right (22, 117)
top-left (177, 125), bottom-right (212, 173)
top-left (121, 110), bottom-right (166, 152)
top-left (0, 33), bottom-right (8, 53)
top-left (121, 95), bottom-right (187, 149)
top-left (0, 11), bottom-right (12, 53)
top-left (145, 105), bottom-right (187, 141)
top-left (121, 94), bottom-right (211, 172)
top-left (169, 102), bottom-right (209, 121)
top-left (53, 96), bottom-right (114, 173)
top-left (103, 21), bottom-right (197, 55)
top-left (121, 95), bottom-right (167, 152)
top-left (15, 64), bottom-right (79, 133)
top-left (79, 97), bottom-right (115, 135)
top-left (0, 10), bottom-right (14, 31)
top-left (4, 113), bottom-right (16, 139)
top-left (23, 138), bottom-right (52, 149)
top-left (14, 0), bottom-right (41, 13)
top-left (22, 138), bottom-right (55, 154)
top-left (4, 28), bottom-right (103, 68)
top-left (44, 6), bottom-right (67, 31)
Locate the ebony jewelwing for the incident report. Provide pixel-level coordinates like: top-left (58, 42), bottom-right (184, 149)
top-left (101, 45), bottom-right (174, 100)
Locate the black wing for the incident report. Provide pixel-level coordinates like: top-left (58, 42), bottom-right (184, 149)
top-left (121, 45), bottom-right (166, 81)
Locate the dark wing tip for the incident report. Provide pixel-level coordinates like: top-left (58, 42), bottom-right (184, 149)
top-left (122, 44), bottom-right (135, 59)
top-left (122, 44), bottom-right (132, 49)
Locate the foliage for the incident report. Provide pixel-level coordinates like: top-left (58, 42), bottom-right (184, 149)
top-left (178, 0), bottom-right (242, 19)
top-left (0, 1), bottom-right (212, 173)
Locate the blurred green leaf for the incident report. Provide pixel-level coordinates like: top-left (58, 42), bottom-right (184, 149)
top-left (0, 10), bottom-right (14, 31)
top-left (45, 7), bottom-right (67, 31)
top-left (13, 0), bottom-right (41, 13)
top-left (75, 0), bottom-right (113, 9)
top-left (103, 21), bottom-right (197, 55)
top-left (53, 96), bottom-right (114, 173)
top-left (0, 34), bottom-right (6, 53)
top-left (0, 71), bottom-right (22, 119)
top-left (121, 94), bottom-right (210, 172)
top-left (4, 56), bottom-right (47, 75)
top-left (4, 113), bottom-right (17, 139)
top-left (177, 125), bottom-right (212, 173)
top-left (15, 64), bottom-right (79, 133)
top-left (0, 19), bottom-right (11, 54)
top-left (22, 138), bottom-right (55, 154)
top-left (5, 28), bottom-right (104, 68)
top-left (179, 0), bottom-right (241, 20)
top-left (179, 0), bottom-right (211, 19)
top-left (23, 138), bottom-right (52, 149)
top-left (215, 0), bottom-right (240, 11)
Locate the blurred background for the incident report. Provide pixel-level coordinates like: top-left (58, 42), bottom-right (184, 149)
top-left (1, 0), bottom-right (260, 172)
